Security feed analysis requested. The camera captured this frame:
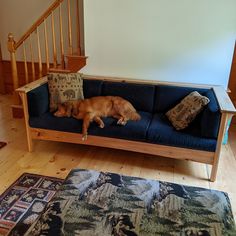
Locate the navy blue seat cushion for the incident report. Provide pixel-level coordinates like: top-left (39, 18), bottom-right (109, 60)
top-left (102, 81), bottom-right (155, 113)
top-left (29, 111), bottom-right (152, 142)
top-left (201, 89), bottom-right (221, 139)
top-left (154, 85), bottom-right (208, 113)
top-left (27, 83), bottom-right (49, 117)
top-left (147, 113), bottom-right (217, 152)
top-left (29, 112), bottom-right (83, 133)
top-left (83, 79), bottom-right (103, 98)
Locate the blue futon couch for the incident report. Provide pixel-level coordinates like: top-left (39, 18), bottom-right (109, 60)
top-left (17, 76), bottom-right (235, 181)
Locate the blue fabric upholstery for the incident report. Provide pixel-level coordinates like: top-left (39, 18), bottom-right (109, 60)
top-left (88, 111), bottom-right (152, 141)
top-left (147, 113), bottom-right (216, 152)
top-left (83, 79), bottom-right (103, 98)
top-left (29, 112), bottom-right (83, 133)
top-left (102, 81), bottom-right (155, 112)
top-left (29, 111), bottom-right (152, 142)
top-left (27, 83), bottom-right (49, 117)
top-left (201, 89), bottom-right (221, 139)
top-left (27, 81), bottom-right (220, 152)
top-left (154, 85), bottom-right (208, 112)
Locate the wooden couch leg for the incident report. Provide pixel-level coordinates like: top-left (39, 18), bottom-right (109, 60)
top-left (19, 92), bottom-right (33, 152)
top-left (27, 135), bottom-right (33, 152)
top-left (210, 113), bottom-right (232, 182)
top-left (210, 152), bottom-right (220, 182)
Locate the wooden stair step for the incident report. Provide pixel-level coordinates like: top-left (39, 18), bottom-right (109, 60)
top-left (49, 54), bottom-right (88, 73)
top-left (65, 54), bottom-right (88, 72)
top-left (49, 64), bottom-right (71, 73)
top-left (49, 68), bottom-right (71, 73)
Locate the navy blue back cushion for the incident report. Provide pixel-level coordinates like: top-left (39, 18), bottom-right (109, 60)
top-left (83, 79), bottom-right (103, 98)
top-left (154, 85), bottom-right (208, 112)
top-left (147, 113), bottom-right (217, 151)
top-left (27, 83), bottom-right (49, 117)
top-left (102, 81), bottom-right (155, 112)
top-left (201, 89), bottom-right (221, 139)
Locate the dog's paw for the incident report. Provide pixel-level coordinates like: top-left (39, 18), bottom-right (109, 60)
top-left (82, 133), bottom-right (88, 141)
top-left (117, 119), bottom-right (123, 125)
top-left (117, 119), bottom-right (127, 126)
top-left (99, 123), bottom-right (105, 128)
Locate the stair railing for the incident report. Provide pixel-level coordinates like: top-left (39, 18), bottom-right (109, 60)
top-left (7, 0), bottom-right (84, 109)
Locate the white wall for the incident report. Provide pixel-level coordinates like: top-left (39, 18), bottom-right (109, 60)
top-left (0, 0), bottom-right (54, 59)
top-left (82, 0), bottom-right (236, 88)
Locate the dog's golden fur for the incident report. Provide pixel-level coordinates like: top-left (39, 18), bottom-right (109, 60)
top-left (54, 96), bottom-right (141, 140)
top-left (54, 100), bottom-right (78, 118)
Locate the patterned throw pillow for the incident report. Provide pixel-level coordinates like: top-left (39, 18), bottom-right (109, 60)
top-left (166, 91), bottom-right (210, 130)
top-left (47, 73), bottom-right (84, 112)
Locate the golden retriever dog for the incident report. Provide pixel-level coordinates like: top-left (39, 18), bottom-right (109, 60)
top-left (54, 100), bottom-right (78, 118)
top-left (54, 96), bottom-right (141, 140)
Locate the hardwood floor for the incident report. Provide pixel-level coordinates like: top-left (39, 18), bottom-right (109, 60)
top-left (0, 94), bottom-right (236, 220)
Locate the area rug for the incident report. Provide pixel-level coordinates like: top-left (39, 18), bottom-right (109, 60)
top-left (0, 142), bottom-right (7, 149)
top-left (0, 173), bottom-right (63, 236)
top-left (28, 168), bottom-right (236, 236)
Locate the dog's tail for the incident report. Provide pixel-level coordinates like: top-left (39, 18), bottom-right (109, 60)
top-left (129, 111), bottom-right (141, 121)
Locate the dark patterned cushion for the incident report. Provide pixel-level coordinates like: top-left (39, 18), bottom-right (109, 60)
top-left (47, 73), bottom-right (84, 112)
top-left (166, 91), bottom-right (210, 130)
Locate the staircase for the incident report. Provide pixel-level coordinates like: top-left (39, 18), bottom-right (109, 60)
top-left (49, 54), bottom-right (87, 73)
top-left (7, 0), bottom-right (87, 117)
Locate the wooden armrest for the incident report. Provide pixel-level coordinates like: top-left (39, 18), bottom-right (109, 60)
top-left (213, 86), bottom-right (236, 114)
top-left (16, 76), bottom-right (48, 93)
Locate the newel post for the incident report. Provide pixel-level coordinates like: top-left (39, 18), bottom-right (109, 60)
top-left (8, 33), bottom-right (19, 100)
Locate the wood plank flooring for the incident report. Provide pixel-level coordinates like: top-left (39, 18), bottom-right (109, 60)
top-left (0, 94), bottom-right (236, 220)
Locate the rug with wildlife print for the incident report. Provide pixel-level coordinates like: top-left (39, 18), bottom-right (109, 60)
top-left (28, 169), bottom-right (236, 236)
top-left (0, 173), bottom-right (63, 236)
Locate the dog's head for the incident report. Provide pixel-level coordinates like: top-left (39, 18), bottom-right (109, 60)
top-left (54, 103), bottom-right (68, 117)
top-left (54, 100), bottom-right (81, 118)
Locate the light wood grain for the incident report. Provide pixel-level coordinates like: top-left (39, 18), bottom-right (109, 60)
top-left (59, 3), bottom-right (65, 68)
top-left (0, 94), bottom-right (236, 220)
top-left (22, 41), bottom-right (29, 84)
top-left (51, 11), bottom-right (57, 67)
top-left (213, 86), bottom-right (236, 114)
top-left (67, 0), bottom-right (73, 54)
top-left (36, 28), bottom-right (43, 78)
top-left (76, 0), bottom-right (81, 54)
top-left (16, 76), bottom-right (47, 93)
top-left (29, 35), bottom-right (35, 81)
top-left (43, 20), bottom-right (50, 71)
top-left (210, 113), bottom-right (232, 181)
top-left (19, 92), bottom-right (33, 152)
top-left (30, 128), bottom-right (214, 165)
top-left (7, 34), bottom-right (19, 98)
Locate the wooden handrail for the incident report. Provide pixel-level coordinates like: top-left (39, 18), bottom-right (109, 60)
top-left (14, 0), bottom-right (63, 50)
